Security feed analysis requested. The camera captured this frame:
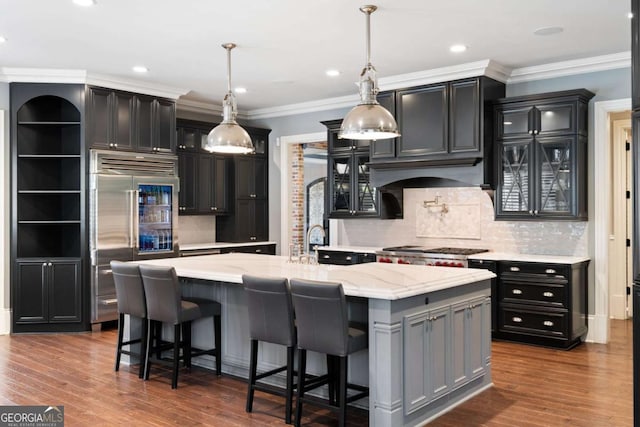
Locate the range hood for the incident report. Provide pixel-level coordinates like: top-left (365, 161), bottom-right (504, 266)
top-left (374, 161), bottom-right (494, 219)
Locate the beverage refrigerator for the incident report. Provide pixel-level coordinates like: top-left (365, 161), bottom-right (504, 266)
top-left (89, 150), bottom-right (180, 326)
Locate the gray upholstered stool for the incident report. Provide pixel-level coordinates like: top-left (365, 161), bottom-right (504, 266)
top-left (111, 261), bottom-right (147, 378)
top-left (289, 278), bottom-right (369, 427)
top-left (139, 264), bottom-right (222, 389)
top-left (242, 274), bottom-right (296, 424)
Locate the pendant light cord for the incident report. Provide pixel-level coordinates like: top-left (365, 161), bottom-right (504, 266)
top-left (224, 43), bottom-right (234, 95)
top-left (365, 8), bottom-right (371, 68)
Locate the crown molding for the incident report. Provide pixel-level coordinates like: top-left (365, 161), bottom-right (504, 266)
top-left (508, 51), bottom-right (631, 83)
top-left (176, 98), bottom-right (253, 121)
top-left (0, 68), bottom-right (189, 99)
top-left (378, 59), bottom-right (512, 90)
top-left (245, 94), bottom-right (359, 120)
top-left (86, 73), bottom-right (188, 99)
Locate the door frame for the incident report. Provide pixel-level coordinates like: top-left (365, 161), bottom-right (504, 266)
top-left (593, 98), bottom-right (631, 344)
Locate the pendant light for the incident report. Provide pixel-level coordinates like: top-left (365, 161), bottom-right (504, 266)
top-left (205, 43), bottom-right (253, 154)
top-left (339, 5), bottom-right (399, 140)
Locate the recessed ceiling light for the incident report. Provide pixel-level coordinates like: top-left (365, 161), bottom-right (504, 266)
top-left (234, 87), bottom-right (247, 94)
top-left (0, 36), bottom-right (6, 44)
top-left (533, 26), bottom-right (564, 36)
top-left (132, 65), bottom-right (148, 73)
top-left (326, 69), bottom-right (341, 77)
top-left (449, 44), bottom-right (467, 53)
top-left (73, 0), bottom-right (96, 6)
top-left (629, 12), bottom-right (634, 19)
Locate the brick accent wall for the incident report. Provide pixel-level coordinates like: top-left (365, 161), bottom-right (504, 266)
top-left (290, 144), bottom-right (305, 251)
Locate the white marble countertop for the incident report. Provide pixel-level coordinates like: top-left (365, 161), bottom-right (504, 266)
top-left (180, 241), bottom-right (277, 251)
top-left (135, 253), bottom-right (495, 300)
top-left (468, 251), bottom-right (590, 265)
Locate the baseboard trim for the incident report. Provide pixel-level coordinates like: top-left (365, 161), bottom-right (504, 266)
top-left (0, 308), bottom-right (11, 335)
top-left (585, 314), bottom-right (608, 344)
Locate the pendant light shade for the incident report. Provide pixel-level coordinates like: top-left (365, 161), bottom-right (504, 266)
top-left (205, 43), bottom-right (253, 154)
top-left (339, 5), bottom-right (399, 141)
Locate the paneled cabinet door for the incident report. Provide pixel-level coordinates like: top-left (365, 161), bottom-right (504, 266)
top-left (236, 157), bottom-right (267, 200)
top-left (14, 259), bottom-right (81, 324)
top-left (370, 91), bottom-right (397, 160)
top-left (154, 98), bottom-right (176, 153)
top-left (449, 79), bottom-right (480, 154)
top-left (87, 88), bottom-right (135, 150)
top-left (236, 199), bottom-right (268, 241)
top-left (178, 152), bottom-right (198, 214)
top-left (136, 95), bottom-right (154, 152)
top-left (396, 84), bottom-right (448, 158)
top-left (451, 297), bottom-right (486, 390)
top-left (198, 155), bottom-right (228, 214)
top-left (403, 305), bottom-right (450, 415)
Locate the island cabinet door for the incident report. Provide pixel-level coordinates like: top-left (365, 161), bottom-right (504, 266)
top-left (403, 305), bottom-right (450, 415)
top-left (451, 296), bottom-right (487, 390)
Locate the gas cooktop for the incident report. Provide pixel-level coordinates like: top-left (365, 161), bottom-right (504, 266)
top-left (380, 246), bottom-right (489, 256)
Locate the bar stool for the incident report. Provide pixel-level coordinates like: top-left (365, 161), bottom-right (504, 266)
top-left (242, 274), bottom-right (296, 424)
top-left (139, 264), bottom-right (222, 389)
top-left (289, 278), bottom-right (369, 427)
top-left (111, 261), bottom-right (147, 378)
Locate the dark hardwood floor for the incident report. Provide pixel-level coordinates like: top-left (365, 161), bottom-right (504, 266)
top-left (0, 320), bottom-right (632, 426)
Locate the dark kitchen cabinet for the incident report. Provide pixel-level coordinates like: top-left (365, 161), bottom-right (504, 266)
top-left (369, 77), bottom-right (505, 169)
top-left (177, 151), bottom-right (198, 214)
top-left (494, 89), bottom-right (594, 220)
top-left (198, 155), bottom-right (229, 214)
top-left (14, 259), bottom-right (82, 325)
top-left (317, 249), bottom-right (376, 265)
top-left (87, 86), bottom-right (176, 153)
top-left (323, 119), bottom-right (379, 218)
top-left (10, 83), bottom-right (88, 333)
top-left (493, 260), bottom-right (588, 349)
top-left (215, 128), bottom-right (271, 243)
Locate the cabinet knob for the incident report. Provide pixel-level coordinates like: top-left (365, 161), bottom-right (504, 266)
top-left (528, 130), bottom-right (533, 135)
top-left (512, 316), bottom-right (523, 323)
top-left (255, 249), bottom-right (262, 253)
top-left (512, 289), bottom-right (523, 295)
top-left (48, 262), bottom-right (52, 267)
top-left (345, 256), bottom-right (352, 261)
top-left (534, 209), bottom-right (539, 215)
top-left (42, 262), bottom-right (47, 267)
top-left (114, 143), bottom-right (118, 148)
top-left (509, 266), bottom-right (520, 272)
top-left (545, 268), bottom-right (556, 274)
top-left (529, 210), bottom-right (534, 215)
top-left (210, 207), bottom-right (215, 210)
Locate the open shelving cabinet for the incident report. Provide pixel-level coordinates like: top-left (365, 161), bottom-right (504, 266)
top-left (11, 84), bottom-right (87, 332)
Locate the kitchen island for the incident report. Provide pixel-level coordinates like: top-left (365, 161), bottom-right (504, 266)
top-left (135, 253), bottom-right (495, 426)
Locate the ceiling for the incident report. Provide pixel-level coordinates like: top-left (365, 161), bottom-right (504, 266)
top-left (0, 0), bottom-right (631, 112)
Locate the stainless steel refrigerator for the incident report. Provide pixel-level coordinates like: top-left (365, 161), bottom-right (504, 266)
top-left (89, 149), bottom-right (180, 326)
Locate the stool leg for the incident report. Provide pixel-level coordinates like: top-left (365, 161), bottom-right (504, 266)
top-left (144, 319), bottom-right (153, 381)
top-left (172, 324), bottom-right (181, 389)
top-left (327, 354), bottom-right (336, 405)
top-left (294, 349), bottom-right (307, 427)
top-left (138, 316), bottom-right (148, 379)
top-left (182, 321), bottom-right (192, 369)
top-left (338, 356), bottom-right (348, 427)
top-left (155, 321), bottom-right (162, 359)
top-left (246, 339), bottom-right (258, 413)
top-left (114, 312), bottom-right (124, 372)
top-left (285, 345), bottom-right (295, 424)
top-left (214, 314), bottom-right (222, 375)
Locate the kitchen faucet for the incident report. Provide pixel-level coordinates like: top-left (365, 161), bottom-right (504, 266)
top-left (300, 224), bottom-right (326, 264)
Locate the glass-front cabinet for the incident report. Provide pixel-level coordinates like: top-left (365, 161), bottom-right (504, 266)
top-left (329, 152), bottom-right (378, 217)
top-left (497, 136), bottom-right (577, 219)
top-left (494, 89), bottom-right (593, 220)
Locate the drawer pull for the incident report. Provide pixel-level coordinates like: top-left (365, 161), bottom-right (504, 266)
top-left (543, 291), bottom-right (554, 297)
top-left (101, 298), bottom-right (118, 305)
top-left (510, 266), bottom-right (520, 272)
top-left (345, 256), bottom-right (352, 261)
top-left (545, 268), bottom-right (557, 274)
top-left (512, 289), bottom-right (523, 295)
top-left (323, 255), bottom-right (330, 259)
top-left (543, 320), bottom-right (554, 327)
top-left (512, 316), bottom-right (522, 323)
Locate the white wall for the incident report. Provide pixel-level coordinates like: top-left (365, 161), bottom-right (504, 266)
top-left (0, 82), bottom-right (10, 334)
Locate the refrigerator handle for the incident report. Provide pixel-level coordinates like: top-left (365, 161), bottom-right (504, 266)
top-left (132, 190), bottom-right (140, 250)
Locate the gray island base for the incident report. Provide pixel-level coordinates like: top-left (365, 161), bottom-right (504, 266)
top-left (134, 253), bottom-right (494, 426)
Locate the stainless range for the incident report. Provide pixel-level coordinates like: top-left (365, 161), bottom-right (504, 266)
top-left (376, 246), bottom-right (489, 268)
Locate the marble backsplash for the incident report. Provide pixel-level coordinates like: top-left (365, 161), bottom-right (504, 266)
top-left (336, 187), bottom-right (588, 256)
top-left (178, 215), bottom-right (216, 244)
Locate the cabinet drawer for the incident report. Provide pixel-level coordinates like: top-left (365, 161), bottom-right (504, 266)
top-left (499, 280), bottom-right (567, 308)
top-left (318, 251), bottom-right (359, 265)
top-left (498, 262), bottom-right (569, 278)
top-left (358, 253), bottom-right (377, 264)
top-left (499, 305), bottom-right (568, 339)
